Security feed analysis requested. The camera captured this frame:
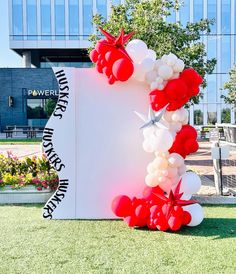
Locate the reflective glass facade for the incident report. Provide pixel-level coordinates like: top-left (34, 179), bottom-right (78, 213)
top-left (167, 0), bottom-right (235, 125)
top-left (9, 0), bottom-right (236, 125)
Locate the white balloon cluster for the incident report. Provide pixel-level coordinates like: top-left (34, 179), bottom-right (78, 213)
top-left (145, 152), bottom-right (186, 191)
top-left (125, 39), bottom-right (185, 90)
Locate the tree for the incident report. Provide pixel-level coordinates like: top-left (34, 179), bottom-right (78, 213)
top-left (221, 108), bottom-right (231, 123)
top-left (222, 66), bottom-right (236, 105)
top-left (90, 0), bottom-right (216, 105)
top-left (45, 99), bottom-right (57, 118)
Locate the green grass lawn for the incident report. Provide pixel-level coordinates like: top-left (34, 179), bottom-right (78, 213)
top-left (0, 139), bottom-right (41, 145)
top-left (0, 205), bottom-right (235, 274)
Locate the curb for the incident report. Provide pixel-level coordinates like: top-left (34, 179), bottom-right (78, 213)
top-left (193, 195), bottom-right (236, 204)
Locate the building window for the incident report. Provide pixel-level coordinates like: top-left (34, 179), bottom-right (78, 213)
top-left (55, 0), bottom-right (65, 40)
top-left (26, 0), bottom-right (37, 40)
top-left (96, 0), bottom-right (107, 19)
top-left (221, 106), bottom-right (231, 123)
top-left (41, 0), bottom-right (51, 40)
top-left (207, 0), bottom-right (217, 33)
top-left (27, 98), bottom-right (57, 119)
top-left (221, 36), bottom-right (231, 73)
top-left (83, 0), bottom-right (93, 36)
top-left (221, 0), bottom-right (231, 34)
top-left (207, 104), bottom-right (217, 125)
top-left (207, 36), bottom-right (217, 73)
top-left (112, 0), bottom-right (120, 4)
top-left (69, 0), bottom-right (79, 39)
top-left (193, 0), bottom-right (203, 22)
top-left (12, 0), bottom-right (23, 40)
top-left (194, 106), bottom-right (203, 125)
top-left (207, 74), bottom-right (217, 103)
top-left (179, 0), bottom-right (190, 26)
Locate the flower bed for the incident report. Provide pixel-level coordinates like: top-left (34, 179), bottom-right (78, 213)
top-left (0, 152), bottom-right (59, 203)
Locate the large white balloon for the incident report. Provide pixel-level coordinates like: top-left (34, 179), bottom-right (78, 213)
top-left (132, 63), bottom-right (146, 82)
top-left (180, 172), bottom-right (202, 195)
top-left (158, 65), bottom-right (173, 80)
top-left (126, 39), bottom-right (148, 63)
top-left (146, 49), bottom-right (157, 61)
top-left (141, 58), bottom-right (155, 72)
top-left (153, 129), bottom-right (174, 152)
top-left (168, 153), bottom-right (184, 167)
top-left (183, 204), bottom-right (204, 227)
top-left (173, 59), bottom-right (185, 72)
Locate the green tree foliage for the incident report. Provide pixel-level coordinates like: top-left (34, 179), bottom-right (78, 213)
top-left (222, 66), bottom-right (236, 105)
top-left (90, 0), bottom-right (216, 105)
top-left (221, 108), bottom-right (231, 123)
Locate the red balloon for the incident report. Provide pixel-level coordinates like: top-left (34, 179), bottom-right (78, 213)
top-left (95, 39), bottom-right (111, 55)
top-left (135, 205), bottom-right (149, 219)
top-left (168, 216), bottom-right (182, 231)
top-left (184, 138), bottom-right (199, 155)
top-left (124, 215), bottom-right (137, 227)
top-left (89, 49), bottom-right (99, 63)
top-left (108, 75), bottom-right (116, 85)
top-left (150, 90), bottom-right (169, 111)
top-left (96, 63), bottom-right (103, 74)
top-left (111, 195), bottom-right (132, 217)
top-left (105, 50), bottom-right (124, 64)
top-left (165, 79), bottom-right (188, 100)
top-left (180, 68), bottom-right (203, 88)
top-left (142, 185), bottom-right (165, 202)
top-left (112, 58), bottom-right (134, 81)
top-left (182, 211), bottom-right (192, 225)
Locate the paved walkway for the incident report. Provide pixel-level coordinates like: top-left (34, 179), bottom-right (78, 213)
top-left (0, 144), bottom-right (42, 158)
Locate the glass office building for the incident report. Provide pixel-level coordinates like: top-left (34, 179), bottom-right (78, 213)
top-left (168, 0), bottom-right (235, 125)
top-left (9, 0), bottom-right (236, 125)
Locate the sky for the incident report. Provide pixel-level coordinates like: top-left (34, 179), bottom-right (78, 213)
top-left (0, 0), bottom-right (22, 67)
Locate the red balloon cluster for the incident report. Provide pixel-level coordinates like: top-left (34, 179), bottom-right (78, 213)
top-left (112, 182), bottom-right (195, 231)
top-left (90, 28), bottom-right (135, 85)
top-left (149, 68), bottom-right (203, 111)
top-left (169, 125), bottom-right (199, 158)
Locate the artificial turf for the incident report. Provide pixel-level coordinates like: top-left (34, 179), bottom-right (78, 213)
top-left (0, 205), bottom-right (235, 274)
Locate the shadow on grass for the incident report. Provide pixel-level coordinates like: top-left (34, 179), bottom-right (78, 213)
top-left (136, 217), bottom-right (236, 239)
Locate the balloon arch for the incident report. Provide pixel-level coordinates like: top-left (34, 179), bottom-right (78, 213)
top-left (90, 28), bottom-right (204, 231)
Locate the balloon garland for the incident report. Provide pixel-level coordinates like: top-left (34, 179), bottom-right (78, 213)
top-left (90, 28), bottom-right (204, 231)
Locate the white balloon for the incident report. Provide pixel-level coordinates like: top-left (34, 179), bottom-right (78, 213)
top-left (161, 54), bottom-right (168, 64)
top-left (153, 156), bottom-right (169, 169)
top-left (141, 58), bottom-right (155, 72)
top-left (170, 72), bottom-right (180, 80)
top-left (168, 153), bottom-right (184, 167)
top-left (143, 126), bottom-right (156, 138)
top-left (126, 39), bottom-right (148, 63)
top-left (147, 162), bottom-right (156, 174)
top-left (178, 164), bottom-right (187, 175)
top-left (157, 83), bottom-right (165, 90)
top-left (145, 70), bottom-right (157, 84)
top-left (158, 65), bottom-right (173, 80)
top-left (143, 139), bottom-right (154, 153)
top-left (183, 204), bottom-right (204, 227)
top-left (150, 81), bottom-right (158, 90)
top-left (132, 63), bottom-right (146, 82)
top-left (171, 110), bottom-right (181, 122)
top-left (181, 193), bottom-right (192, 200)
top-left (166, 53), bottom-right (178, 66)
top-left (173, 59), bottom-right (185, 72)
top-left (146, 49), bottom-right (157, 61)
top-left (156, 77), bottom-right (164, 84)
top-left (158, 178), bottom-right (173, 193)
top-left (163, 111), bottom-right (173, 122)
top-left (154, 59), bottom-right (163, 70)
top-left (167, 167), bottom-right (178, 178)
top-left (153, 129), bottom-right (174, 152)
top-left (180, 172), bottom-right (202, 195)
top-left (145, 174), bottom-right (159, 187)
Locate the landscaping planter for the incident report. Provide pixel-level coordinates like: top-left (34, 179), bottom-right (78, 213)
top-left (0, 185), bottom-right (53, 204)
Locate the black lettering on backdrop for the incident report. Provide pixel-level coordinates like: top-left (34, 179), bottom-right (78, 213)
top-left (43, 180), bottom-right (69, 219)
top-left (53, 69), bottom-right (70, 119)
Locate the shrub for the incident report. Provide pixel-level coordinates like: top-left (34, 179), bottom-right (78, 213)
top-left (0, 152), bottom-right (59, 191)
